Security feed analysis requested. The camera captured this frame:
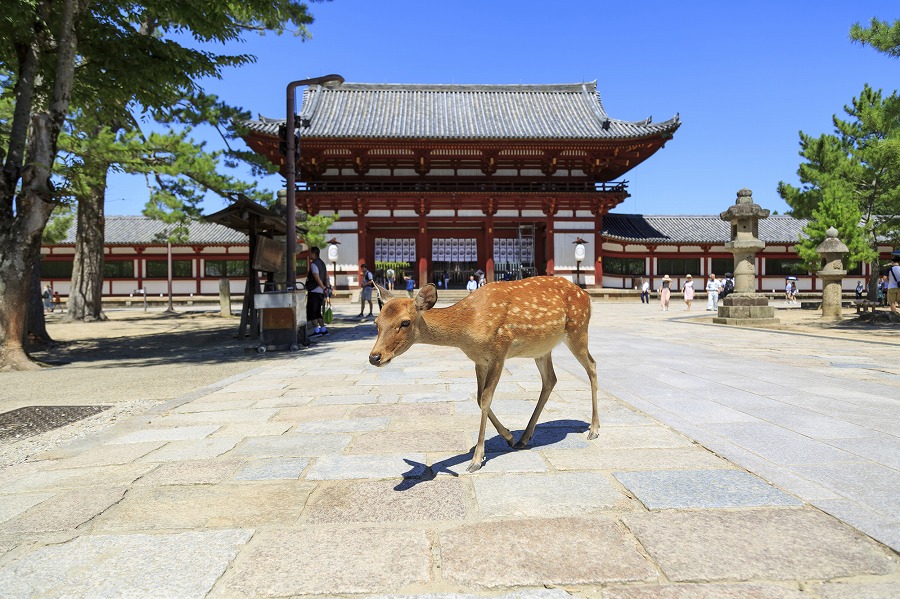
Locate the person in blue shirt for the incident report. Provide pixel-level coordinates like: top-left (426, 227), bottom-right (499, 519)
top-left (466, 275), bottom-right (478, 293)
top-left (405, 273), bottom-right (416, 298)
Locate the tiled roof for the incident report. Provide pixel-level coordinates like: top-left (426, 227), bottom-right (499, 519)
top-left (59, 216), bottom-right (248, 245)
top-left (244, 81), bottom-right (680, 141)
top-left (601, 214), bottom-right (809, 244)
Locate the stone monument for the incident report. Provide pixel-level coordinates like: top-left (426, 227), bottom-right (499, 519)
top-left (816, 227), bottom-right (848, 320)
top-left (713, 189), bottom-right (779, 326)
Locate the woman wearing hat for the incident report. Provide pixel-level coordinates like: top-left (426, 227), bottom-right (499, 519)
top-left (683, 274), bottom-right (695, 311)
top-left (660, 274), bottom-right (672, 311)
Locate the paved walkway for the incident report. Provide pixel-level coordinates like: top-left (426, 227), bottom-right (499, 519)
top-left (0, 300), bottom-right (898, 597)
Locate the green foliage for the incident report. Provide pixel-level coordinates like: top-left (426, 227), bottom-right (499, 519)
top-left (795, 184), bottom-right (876, 271)
top-left (851, 18), bottom-right (900, 58)
top-left (778, 84), bottom-right (900, 261)
top-left (300, 212), bottom-right (339, 249)
top-left (41, 206), bottom-right (74, 243)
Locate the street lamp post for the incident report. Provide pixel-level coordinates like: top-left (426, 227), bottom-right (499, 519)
top-left (573, 237), bottom-right (587, 289)
top-left (284, 74), bottom-right (344, 290)
top-left (326, 238), bottom-right (341, 289)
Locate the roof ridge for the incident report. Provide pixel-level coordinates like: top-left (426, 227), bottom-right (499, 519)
top-left (326, 81), bottom-right (598, 93)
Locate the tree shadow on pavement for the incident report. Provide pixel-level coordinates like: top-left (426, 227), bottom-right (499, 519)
top-left (394, 419), bottom-right (589, 491)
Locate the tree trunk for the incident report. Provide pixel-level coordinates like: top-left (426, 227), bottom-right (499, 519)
top-left (66, 177), bottom-right (108, 322)
top-left (27, 260), bottom-right (52, 345)
top-left (0, 0), bottom-right (81, 370)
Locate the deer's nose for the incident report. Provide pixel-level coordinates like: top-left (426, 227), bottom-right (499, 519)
top-left (369, 353), bottom-right (382, 366)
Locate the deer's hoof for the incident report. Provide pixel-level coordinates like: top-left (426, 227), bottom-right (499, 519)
top-left (466, 461), bottom-right (483, 473)
top-left (513, 439), bottom-right (529, 449)
top-left (587, 431), bottom-right (599, 440)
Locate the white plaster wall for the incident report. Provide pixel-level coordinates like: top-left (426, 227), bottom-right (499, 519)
top-left (553, 232), bottom-right (595, 270)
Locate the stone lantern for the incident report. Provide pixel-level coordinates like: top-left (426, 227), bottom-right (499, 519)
top-left (816, 227), bottom-right (848, 320)
top-left (713, 189), bottom-right (779, 326)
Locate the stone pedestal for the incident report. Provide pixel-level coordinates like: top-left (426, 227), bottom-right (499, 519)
top-left (816, 227), bottom-right (849, 320)
top-left (713, 293), bottom-right (778, 326)
top-left (715, 189), bottom-right (779, 327)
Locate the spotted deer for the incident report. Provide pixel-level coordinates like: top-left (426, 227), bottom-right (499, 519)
top-left (368, 276), bottom-right (599, 472)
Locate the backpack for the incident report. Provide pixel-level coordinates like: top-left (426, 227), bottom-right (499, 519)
top-left (724, 279), bottom-right (734, 294)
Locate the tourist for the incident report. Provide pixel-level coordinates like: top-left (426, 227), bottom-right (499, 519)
top-left (785, 279), bottom-right (793, 304)
top-left (305, 246), bottom-right (329, 336)
top-left (640, 279), bottom-right (650, 304)
top-left (683, 274), bottom-right (695, 311)
top-left (442, 270), bottom-right (450, 290)
top-left (888, 256), bottom-right (900, 313)
top-left (405, 273), bottom-right (416, 298)
top-left (42, 284), bottom-right (53, 312)
top-left (358, 263), bottom-right (375, 319)
top-left (855, 280), bottom-right (865, 300)
top-left (51, 291), bottom-right (62, 313)
top-left (659, 275), bottom-right (672, 311)
top-left (706, 273), bottom-right (719, 311)
top-left (466, 275), bottom-right (478, 293)
top-left (790, 281), bottom-right (798, 304)
top-left (386, 267), bottom-right (395, 291)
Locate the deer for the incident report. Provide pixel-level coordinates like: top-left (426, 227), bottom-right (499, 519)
top-left (368, 276), bottom-right (599, 473)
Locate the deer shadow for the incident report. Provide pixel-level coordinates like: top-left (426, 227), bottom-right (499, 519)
top-left (394, 418), bottom-right (590, 491)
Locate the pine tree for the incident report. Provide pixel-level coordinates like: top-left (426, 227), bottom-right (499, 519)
top-left (851, 18), bottom-right (900, 58)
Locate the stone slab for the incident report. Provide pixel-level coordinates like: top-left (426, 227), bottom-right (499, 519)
top-left (34, 440), bottom-right (165, 468)
top-left (349, 430), bottom-right (469, 454)
top-left (227, 433), bottom-right (351, 458)
top-left (602, 583), bottom-right (808, 599)
top-left (595, 426), bottom-right (693, 449)
top-left (294, 416), bottom-right (390, 434)
top-left (0, 493), bottom-right (53, 525)
top-left (133, 459), bottom-right (246, 486)
top-left (139, 437), bottom-right (240, 462)
top-left (305, 454), bottom-right (427, 480)
top-left (304, 477), bottom-right (467, 523)
top-left (544, 447), bottom-right (731, 471)
top-left (108, 424), bottom-right (220, 444)
top-left (213, 526), bottom-right (430, 596)
top-left (1, 463), bottom-right (154, 493)
top-left (208, 422), bottom-right (293, 438)
top-left (481, 425), bottom-right (592, 453)
top-left (623, 509), bottom-right (897, 582)
top-left (235, 457), bottom-right (310, 480)
top-left (93, 482), bottom-right (315, 532)
top-left (473, 472), bottom-right (629, 518)
top-left (310, 393), bottom-right (380, 405)
top-left (0, 530), bottom-right (251, 598)
top-left (443, 450), bottom-right (548, 475)
top-left (440, 517), bottom-right (655, 587)
top-left (350, 402), bottom-right (455, 419)
top-left (0, 487), bottom-right (125, 534)
top-left (808, 581), bottom-right (900, 599)
top-left (614, 469), bottom-right (802, 509)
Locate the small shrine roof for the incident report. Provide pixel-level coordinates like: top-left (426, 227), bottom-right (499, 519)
top-left (245, 81), bottom-right (680, 141)
top-left (59, 216), bottom-right (249, 245)
top-left (601, 214), bottom-right (809, 244)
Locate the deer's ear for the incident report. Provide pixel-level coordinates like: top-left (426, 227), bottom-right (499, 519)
top-left (415, 283), bottom-right (438, 312)
top-left (375, 283), bottom-right (394, 300)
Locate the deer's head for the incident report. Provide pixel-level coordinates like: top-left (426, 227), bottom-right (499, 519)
top-left (368, 283), bottom-right (438, 366)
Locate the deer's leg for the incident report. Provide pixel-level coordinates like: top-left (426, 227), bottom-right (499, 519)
top-left (475, 363), bottom-right (514, 447)
top-left (469, 360), bottom-right (504, 472)
top-left (565, 329), bottom-right (599, 439)
top-left (515, 353), bottom-right (556, 448)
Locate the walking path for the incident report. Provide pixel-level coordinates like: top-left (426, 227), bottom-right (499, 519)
top-left (0, 299), bottom-right (897, 597)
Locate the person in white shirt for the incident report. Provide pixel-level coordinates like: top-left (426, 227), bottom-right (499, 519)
top-left (641, 280), bottom-right (650, 304)
top-left (466, 275), bottom-right (478, 293)
top-left (706, 273), bottom-right (719, 311)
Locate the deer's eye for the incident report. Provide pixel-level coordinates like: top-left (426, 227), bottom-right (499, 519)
top-left (400, 319), bottom-right (411, 328)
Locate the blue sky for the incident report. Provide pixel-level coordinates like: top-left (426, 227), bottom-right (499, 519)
top-left (107, 1), bottom-right (899, 217)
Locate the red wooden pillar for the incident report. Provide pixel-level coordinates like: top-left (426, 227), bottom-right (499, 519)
top-left (483, 198), bottom-right (495, 282)
top-left (416, 198), bottom-right (429, 288)
top-left (355, 197), bottom-right (368, 287)
top-left (594, 213), bottom-right (604, 287)
top-left (543, 198), bottom-right (557, 275)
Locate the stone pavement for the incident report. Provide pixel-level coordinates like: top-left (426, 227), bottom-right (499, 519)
top-left (0, 300), bottom-right (898, 597)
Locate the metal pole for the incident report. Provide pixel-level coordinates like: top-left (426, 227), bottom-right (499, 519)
top-left (284, 74), bottom-right (345, 291)
top-left (166, 241), bottom-right (174, 312)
